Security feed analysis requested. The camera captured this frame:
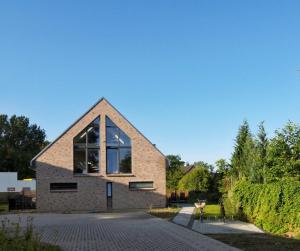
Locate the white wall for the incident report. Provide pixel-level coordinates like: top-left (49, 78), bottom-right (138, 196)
top-left (0, 172), bottom-right (36, 192)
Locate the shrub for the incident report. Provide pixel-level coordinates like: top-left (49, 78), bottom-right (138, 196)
top-left (232, 180), bottom-right (300, 235)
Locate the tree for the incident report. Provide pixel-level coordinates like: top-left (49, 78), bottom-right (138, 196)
top-left (215, 159), bottom-right (230, 175)
top-left (0, 114), bottom-right (48, 179)
top-left (229, 120), bottom-right (267, 183)
top-left (231, 120), bottom-right (252, 179)
top-left (216, 159), bottom-right (233, 192)
top-left (178, 164), bottom-right (209, 192)
top-left (166, 155), bottom-right (185, 191)
top-left (256, 121), bottom-right (268, 183)
top-left (167, 155), bottom-right (185, 171)
top-left (242, 135), bottom-right (260, 182)
top-left (266, 121), bottom-right (300, 182)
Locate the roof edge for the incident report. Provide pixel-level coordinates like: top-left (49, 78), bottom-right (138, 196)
top-left (103, 99), bottom-right (166, 159)
top-left (30, 97), bottom-right (105, 169)
top-left (30, 97), bottom-right (166, 169)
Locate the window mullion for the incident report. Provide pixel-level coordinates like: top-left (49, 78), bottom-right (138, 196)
top-left (118, 128), bottom-right (120, 173)
top-left (85, 130), bottom-right (88, 174)
top-left (117, 147), bottom-right (120, 173)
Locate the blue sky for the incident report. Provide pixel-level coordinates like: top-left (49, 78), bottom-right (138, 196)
top-left (1, 1), bottom-right (300, 164)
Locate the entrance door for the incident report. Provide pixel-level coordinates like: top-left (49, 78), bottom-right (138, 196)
top-left (107, 182), bottom-right (112, 209)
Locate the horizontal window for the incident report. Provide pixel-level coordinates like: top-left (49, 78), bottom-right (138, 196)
top-left (50, 183), bottom-right (77, 191)
top-left (129, 181), bottom-right (154, 190)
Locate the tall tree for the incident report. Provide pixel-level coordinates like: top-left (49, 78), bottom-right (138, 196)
top-left (0, 114), bottom-right (48, 179)
top-left (243, 135), bottom-right (259, 182)
top-left (231, 120), bottom-right (252, 179)
top-left (166, 155), bottom-right (184, 192)
top-left (256, 121), bottom-right (268, 183)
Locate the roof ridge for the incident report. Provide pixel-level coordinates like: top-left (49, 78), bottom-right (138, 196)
top-left (30, 97), bottom-right (165, 169)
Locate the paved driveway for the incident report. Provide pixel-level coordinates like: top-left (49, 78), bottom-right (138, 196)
top-left (0, 212), bottom-right (238, 251)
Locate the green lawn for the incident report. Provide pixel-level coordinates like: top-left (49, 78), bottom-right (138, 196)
top-left (0, 202), bottom-right (8, 212)
top-left (195, 203), bottom-right (235, 220)
top-left (148, 207), bottom-right (181, 220)
top-left (207, 233), bottom-right (300, 251)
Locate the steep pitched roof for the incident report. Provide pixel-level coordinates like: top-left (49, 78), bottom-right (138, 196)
top-left (183, 165), bottom-right (195, 174)
top-left (30, 97), bottom-right (165, 169)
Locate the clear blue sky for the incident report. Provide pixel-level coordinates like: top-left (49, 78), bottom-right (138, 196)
top-left (1, 1), bottom-right (300, 164)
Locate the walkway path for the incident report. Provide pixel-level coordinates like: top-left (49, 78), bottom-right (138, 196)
top-left (172, 205), bottom-right (195, 227)
top-left (172, 204), bottom-right (263, 235)
top-left (193, 220), bottom-right (264, 234)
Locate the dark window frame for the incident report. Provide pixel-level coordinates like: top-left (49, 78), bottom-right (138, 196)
top-left (50, 183), bottom-right (77, 192)
top-left (73, 116), bottom-right (100, 174)
top-left (129, 181), bottom-right (154, 190)
top-left (106, 182), bottom-right (112, 209)
top-left (106, 116), bottom-right (132, 174)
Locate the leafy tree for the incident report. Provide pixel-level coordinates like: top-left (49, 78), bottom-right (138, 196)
top-left (215, 159), bottom-right (230, 175)
top-left (166, 155), bottom-right (184, 191)
top-left (167, 155), bottom-right (185, 171)
top-left (216, 159), bottom-right (233, 193)
top-left (266, 121), bottom-right (300, 182)
top-left (178, 164), bottom-right (209, 192)
top-left (0, 114), bottom-right (48, 179)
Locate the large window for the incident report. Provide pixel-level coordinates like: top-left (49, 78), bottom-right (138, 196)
top-left (74, 117), bottom-right (100, 174)
top-left (106, 116), bottom-right (131, 174)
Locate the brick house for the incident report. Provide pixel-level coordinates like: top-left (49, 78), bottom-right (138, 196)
top-left (30, 98), bottom-right (167, 212)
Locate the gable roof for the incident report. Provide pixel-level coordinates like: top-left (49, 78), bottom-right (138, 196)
top-left (183, 165), bottom-right (195, 174)
top-left (30, 97), bottom-right (166, 169)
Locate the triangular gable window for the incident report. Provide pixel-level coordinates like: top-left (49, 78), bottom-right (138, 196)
top-left (106, 116), bottom-right (131, 174)
top-left (74, 116), bottom-right (100, 174)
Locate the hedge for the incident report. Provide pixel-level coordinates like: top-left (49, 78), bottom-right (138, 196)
top-left (232, 180), bottom-right (300, 235)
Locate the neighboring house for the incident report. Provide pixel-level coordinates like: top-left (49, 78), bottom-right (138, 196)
top-left (0, 172), bottom-right (36, 202)
top-left (30, 98), bottom-right (167, 212)
top-left (167, 165), bottom-right (195, 202)
top-left (183, 164), bottom-right (195, 175)
top-left (0, 172), bottom-right (36, 193)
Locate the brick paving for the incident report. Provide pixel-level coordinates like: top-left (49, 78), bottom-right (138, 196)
top-left (0, 212), bottom-right (239, 251)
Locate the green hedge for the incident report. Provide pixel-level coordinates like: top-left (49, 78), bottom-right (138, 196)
top-left (233, 180), bottom-right (300, 235)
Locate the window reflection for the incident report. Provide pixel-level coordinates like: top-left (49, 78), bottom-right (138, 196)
top-left (106, 116), bottom-right (132, 174)
top-left (73, 117), bottom-right (100, 174)
top-left (107, 148), bottom-right (118, 173)
top-left (74, 148), bottom-right (86, 174)
top-left (88, 149), bottom-right (99, 173)
top-left (119, 148), bottom-right (131, 173)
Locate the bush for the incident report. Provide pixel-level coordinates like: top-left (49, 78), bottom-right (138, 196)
top-left (232, 180), bottom-right (300, 235)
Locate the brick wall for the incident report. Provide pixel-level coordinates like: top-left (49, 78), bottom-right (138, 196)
top-left (35, 99), bottom-right (166, 212)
